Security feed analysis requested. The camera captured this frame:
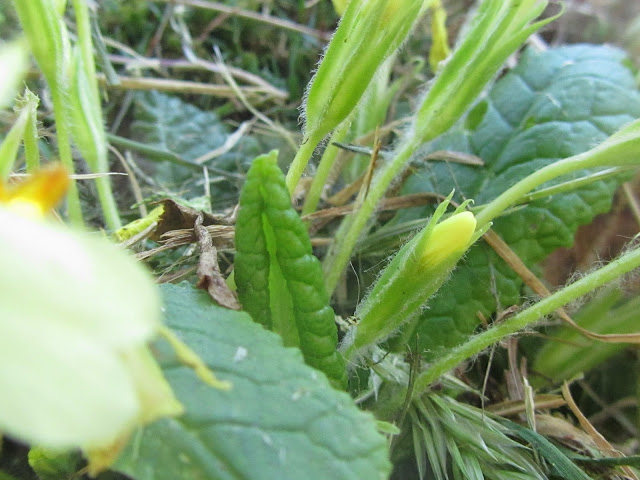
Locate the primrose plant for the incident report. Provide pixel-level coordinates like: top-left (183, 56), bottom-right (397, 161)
top-left (4, 0), bottom-right (640, 478)
top-left (0, 38), bottom-right (227, 477)
top-left (233, 0), bottom-right (640, 474)
top-left (239, 0), bottom-right (640, 371)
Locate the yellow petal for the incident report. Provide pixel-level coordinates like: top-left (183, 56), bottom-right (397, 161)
top-left (4, 164), bottom-right (69, 218)
top-left (0, 208), bottom-right (161, 348)
top-left (0, 318), bottom-right (139, 449)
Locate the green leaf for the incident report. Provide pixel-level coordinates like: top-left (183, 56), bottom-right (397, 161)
top-left (28, 447), bottom-right (82, 480)
top-left (533, 288), bottom-right (640, 381)
top-left (497, 419), bottom-right (592, 480)
top-left (130, 91), bottom-right (260, 204)
top-left (235, 151), bottom-right (347, 388)
top-left (395, 44), bottom-right (640, 357)
top-left (568, 454), bottom-right (640, 468)
top-left (114, 283), bottom-right (390, 480)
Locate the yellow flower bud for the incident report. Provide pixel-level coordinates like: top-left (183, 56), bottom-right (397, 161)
top-left (341, 196), bottom-right (479, 360)
top-left (418, 211), bottom-right (476, 270)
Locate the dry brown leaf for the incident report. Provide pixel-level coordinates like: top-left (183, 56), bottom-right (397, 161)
top-left (151, 199), bottom-right (227, 241)
top-left (194, 215), bottom-right (241, 310)
top-left (562, 382), bottom-right (638, 480)
top-left (483, 229), bottom-right (640, 344)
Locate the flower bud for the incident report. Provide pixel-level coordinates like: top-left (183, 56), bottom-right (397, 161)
top-left (341, 196), bottom-right (478, 360)
top-left (414, 0), bottom-right (552, 144)
top-left (13, 0), bottom-right (70, 90)
top-left (418, 211), bottom-right (476, 269)
top-left (303, 0), bottom-right (424, 142)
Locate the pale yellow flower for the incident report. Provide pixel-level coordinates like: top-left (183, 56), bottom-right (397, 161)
top-left (0, 166), bottom-right (182, 471)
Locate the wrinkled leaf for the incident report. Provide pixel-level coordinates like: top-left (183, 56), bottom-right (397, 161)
top-left (394, 44), bottom-right (640, 357)
top-left (131, 91), bottom-right (260, 205)
top-left (235, 151), bottom-right (347, 388)
top-left (114, 283), bottom-right (391, 480)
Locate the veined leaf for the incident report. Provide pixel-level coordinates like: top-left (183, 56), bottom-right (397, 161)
top-left (114, 283), bottom-right (390, 480)
top-left (393, 44), bottom-right (640, 357)
top-left (130, 91), bottom-right (260, 205)
top-left (235, 151), bottom-right (347, 388)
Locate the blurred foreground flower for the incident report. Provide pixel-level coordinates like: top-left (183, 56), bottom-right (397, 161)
top-left (0, 165), bottom-right (182, 472)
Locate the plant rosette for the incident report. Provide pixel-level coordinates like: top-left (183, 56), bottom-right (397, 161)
top-left (0, 165), bottom-right (183, 474)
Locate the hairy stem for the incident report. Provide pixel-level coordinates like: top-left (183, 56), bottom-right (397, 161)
top-left (474, 153), bottom-right (591, 229)
top-left (373, 244), bottom-right (640, 419)
top-left (322, 138), bottom-right (418, 293)
top-left (285, 132), bottom-right (323, 195)
top-left (301, 123), bottom-right (350, 216)
top-left (72, 0), bottom-right (121, 230)
top-left (412, 244), bottom-right (640, 394)
top-left (51, 88), bottom-right (83, 226)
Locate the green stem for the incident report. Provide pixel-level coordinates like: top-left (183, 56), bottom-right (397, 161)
top-left (51, 88), bottom-right (83, 226)
top-left (323, 138), bottom-right (418, 293)
top-left (475, 151), bottom-right (599, 229)
top-left (95, 176), bottom-right (121, 230)
top-left (413, 244), bottom-right (640, 394)
top-left (23, 91), bottom-right (40, 172)
top-left (72, 0), bottom-right (100, 104)
top-left (72, 0), bottom-right (121, 230)
top-left (285, 131), bottom-right (323, 195)
top-left (301, 123), bottom-right (350, 216)
top-left (373, 244), bottom-right (640, 419)
top-left (323, 122), bottom-right (640, 293)
top-left (476, 157), bottom-right (584, 229)
top-left (519, 167), bottom-right (633, 204)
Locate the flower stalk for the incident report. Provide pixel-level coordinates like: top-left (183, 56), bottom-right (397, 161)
top-left (69, 0), bottom-right (121, 229)
top-left (412, 243), bottom-right (640, 394)
top-left (285, 0), bottom-right (428, 193)
top-left (474, 117), bottom-right (640, 229)
top-left (13, 0), bottom-right (83, 225)
top-left (372, 242), bottom-right (640, 418)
